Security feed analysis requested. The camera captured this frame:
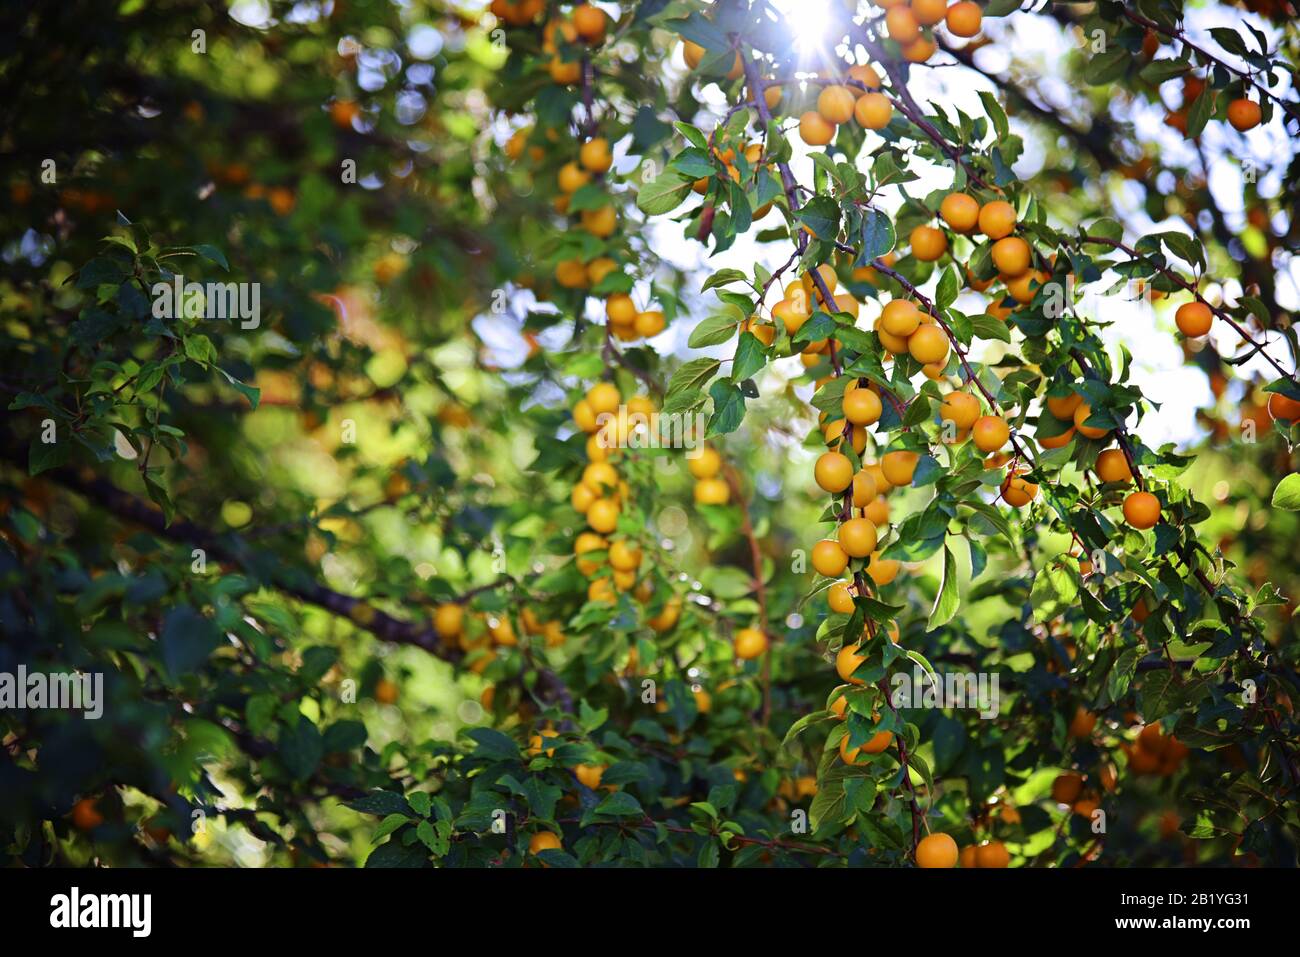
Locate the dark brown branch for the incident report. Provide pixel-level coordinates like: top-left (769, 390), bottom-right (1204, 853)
top-left (0, 441), bottom-right (577, 710)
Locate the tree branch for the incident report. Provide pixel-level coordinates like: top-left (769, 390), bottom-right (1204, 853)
top-left (0, 441), bottom-right (578, 710)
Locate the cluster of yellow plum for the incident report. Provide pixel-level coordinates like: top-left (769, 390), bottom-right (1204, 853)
top-left (804, 326), bottom-right (910, 721)
top-left (914, 193), bottom-right (1024, 275)
top-left (1049, 771), bottom-right (1104, 819)
top-left (1042, 391), bottom-right (1162, 530)
top-left (937, 391), bottom-right (1009, 452)
top-left (872, 295), bottom-right (951, 368)
top-left (603, 292), bottom-right (667, 341)
top-left (958, 840), bottom-right (1010, 868)
top-left (427, 601), bottom-right (566, 677)
top-left (767, 264), bottom-right (862, 363)
top-left (495, 21), bottom-right (632, 306)
top-left (674, 437), bottom-right (766, 660)
top-left (812, 439), bottom-right (907, 600)
top-left (799, 64), bottom-right (893, 146)
top-left (686, 444), bottom-right (730, 506)
top-left (868, 0), bottom-right (977, 62)
top-left (680, 40), bottom-right (785, 142)
top-left (1044, 717), bottom-right (1191, 844)
top-left (898, 191), bottom-right (1167, 526)
top-left (910, 193), bottom-right (1046, 328)
top-left (934, 388), bottom-right (1037, 509)
top-left (790, 1), bottom-right (990, 148)
top-left (519, 607), bottom-right (568, 649)
top-left (553, 254), bottom-right (617, 291)
top-left (525, 723), bottom-right (622, 860)
top-left (540, 4), bottom-right (608, 86)
top-left (775, 774), bottom-right (820, 805)
top-left (873, 0), bottom-right (983, 60)
top-left (569, 382), bottom-right (682, 630)
top-left (489, 0), bottom-right (546, 28)
top-left (481, 607), bottom-right (568, 659)
top-left (1123, 723), bottom-right (1191, 777)
top-left (552, 135), bottom-right (613, 215)
top-left (526, 726), bottom-right (608, 789)
top-left (570, 381), bottom-right (639, 535)
top-left (827, 683), bottom-right (895, 765)
top-left (692, 139), bottom-right (775, 221)
top-left (832, 644), bottom-right (966, 869)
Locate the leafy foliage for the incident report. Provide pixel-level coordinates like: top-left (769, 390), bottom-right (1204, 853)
top-left (1, 0), bottom-right (1298, 869)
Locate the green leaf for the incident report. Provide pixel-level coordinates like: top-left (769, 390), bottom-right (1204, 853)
top-left (566, 183), bottom-right (611, 213)
top-left (1137, 670), bottom-right (1186, 721)
top-left (1140, 59), bottom-right (1190, 84)
top-left (217, 366), bottom-right (261, 409)
top-left (962, 500), bottom-right (1014, 544)
top-left (792, 310), bottom-right (837, 344)
top-left (191, 244), bottom-right (229, 270)
top-left (1083, 47), bottom-right (1130, 85)
top-left (797, 195), bottom-right (840, 241)
top-left (691, 801), bottom-right (719, 820)
top-left (811, 376), bottom-right (848, 413)
top-left (1105, 646), bottom-right (1144, 705)
top-left (347, 790), bottom-right (415, 817)
top-left (983, 0), bottom-right (1023, 15)
top-left (701, 268), bottom-right (748, 291)
top-left (667, 358), bottom-right (721, 398)
top-left (323, 719), bottom-right (368, 752)
top-left (669, 12), bottom-right (731, 53)
top-left (142, 474), bottom-right (176, 526)
top-left (1087, 218), bottom-right (1124, 243)
top-left (637, 168), bottom-right (693, 216)
top-left (160, 604), bottom-right (221, 680)
top-left (731, 331), bottom-right (768, 382)
top-left (408, 790), bottom-right (434, 816)
top-left (632, 106), bottom-right (673, 152)
top-left (688, 314), bottom-right (739, 348)
top-left (593, 791), bottom-right (645, 818)
top-left (280, 716), bottom-right (324, 782)
top-left (1029, 560), bottom-right (1080, 624)
top-left (902, 393), bottom-right (933, 428)
top-left (716, 290), bottom-right (755, 316)
top-left (76, 256), bottom-right (129, 289)
top-left (245, 694), bottom-right (278, 735)
top-left (28, 437), bottom-right (70, 476)
top-left (1158, 231), bottom-right (1205, 271)
top-left (1272, 473), bottom-right (1300, 510)
top-left (707, 380), bottom-right (746, 436)
top-left (858, 207), bottom-right (896, 264)
top-left (372, 813), bottom-right (412, 843)
top-left (465, 727), bottom-right (520, 762)
top-left (183, 333), bottom-right (215, 364)
top-left (578, 699), bottom-right (609, 732)
top-left (1186, 88), bottom-right (1218, 138)
top-left (834, 324), bottom-right (876, 354)
top-left (935, 266), bottom-right (959, 309)
top-left (978, 91), bottom-right (1009, 140)
top-left (781, 709), bottom-right (830, 751)
top-left (931, 715), bottom-right (967, 775)
top-left (661, 387), bottom-right (706, 416)
top-left (928, 545), bottom-right (960, 628)
top-left (1207, 27), bottom-right (1248, 58)
top-left (674, 121), bottom-right (708, 150)
top-left (969, 313), bottom-right (1012, 343)
top-left (416, 818), bottom-right (450, 855)
top-left (364, 841), bottom-right (427, 868)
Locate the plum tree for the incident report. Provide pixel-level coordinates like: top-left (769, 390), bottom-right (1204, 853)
top-left (1, 0), bottom-right (1298, 873)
